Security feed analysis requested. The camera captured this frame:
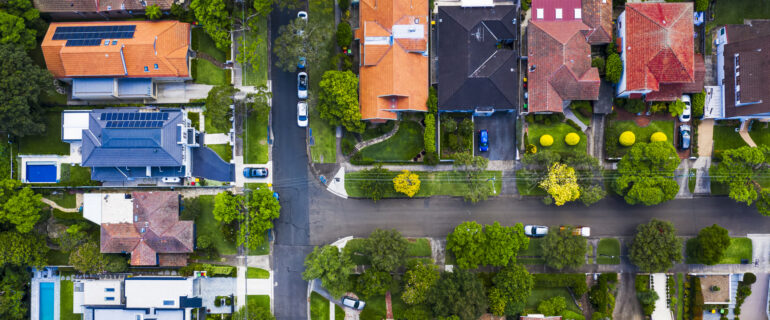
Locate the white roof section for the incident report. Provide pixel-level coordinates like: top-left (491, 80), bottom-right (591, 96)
top-left (83, 280), bottom-right (122, 306)
top-left (393, 24), bottom-right (425, 39)
top-left (83, 193), bottom-right (134, 225)
top-left (94, 308), bottom-right (184, 320)
top-left (704, 86), bottom-right (724, 119)
top-left (62, 111), bottom-right (91, 141)
top-left (461, 0), bottom-right (493, 7)
top-left (124, 278), bottom-right (194, 309)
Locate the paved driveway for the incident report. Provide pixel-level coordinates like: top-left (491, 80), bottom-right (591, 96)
top-left (740, 272), bottom-right (769, 320)
top-left (473, 112), bottom-right (516, 160)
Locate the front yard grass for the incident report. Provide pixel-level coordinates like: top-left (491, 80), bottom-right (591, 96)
top-left (358, 285), bottom-right (407, 320)
top-left (192, 195), bottom-right (237, 255)
top-left (527, 122), bottom-right (588, 153)
top-left (207, 144), bottom-right (232, 163)
top-left (310, 292), bottom-right (330, 320)
top-left (345, 170), bottom-right (502, 198)
top-left (597, 238), bottom-right (621, 265)
top-left (604, 120), bottom-right (675, 158)
top-left (308, 0), bottom-right (337, 164)
top-left (712, 124), bottom-right (747, 153)
top-left (712, 0), bottom-right (770, 26)
top-left (515, 170), bottom-right (548, 196)
top-left (246, 295), bottom-right (270, 312)
top-left (60, 280), bottom-right (80, 320)
top-left (748, 121), bottom-right (770, 147)
top-left (191, 59), bottom-right (230, 86)
top-left (720, 237), bottom-right (752, 264)
top-left (406, 238), bottom-right (431, 257)
top-left (244, 108), bottom-right (269, 164)
top-left (19, 112), bottom-right (70, 155)
top-left (204, 114), bottom-right (230, 134)
top-left (241, 15), bottom-right (269, 87)
top-left (247, 267), bottom-right (269, 279)
top-left (192, 27), bottom-right (228, 62)
top-left (358, 121), bottom-right (424, 161)
top-left (525, 288), bottom-right (581, 314)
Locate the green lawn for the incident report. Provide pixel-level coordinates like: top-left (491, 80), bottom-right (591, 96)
top-left (207, 144), bottom-right (232, 163)
top-left (335, 305), bottom-right (345, 319)
top-left (45, 192), bottom-right (77, 208)
top-left (46, 249), bottom-right (70, 266)
top-left (720, 237), bottom-right (753, 264)
top-left (712, 0), bottom-right (770, 27)
top-left (748, 121), bottom-right (770, 147)
top-left (358, 121), bottom-right (424, 161)
top-left (515, 170), bottom-right (548, 196)
top-left (246, 295), bottom-right (270, 312)
top-left (192, 59), bottom-right (230, 86)
top-left (406, 238), bottom-right (431, 257)
top-left (242, 15), bottom-right (269, 86)
top-left (604, 120), bottom-right (675, 158)
top-left (192, 27), bottom-right (228, 62)
top-left (518, 238), bottom-right (544, 257)
top-left (573, 109), bottom-right (591, 127)
top-left (60, 280), bottom-right (80, 320)
top-left (525, 288), bottom-right (581, 314)
top-left (527, 122), bottom-right (588, 153)
top-left (244, 108), bottom-right (269, 164)
top-left (597, 238), bottom-right (621, 265)
top-left (362, 121), bottom-right (396, 141)
top-left (345, 170), bottom-right (502, 198)
top-left (19, 112), bottom-right (70, 155)
top-left (59, 164), bottom-right (98, 186)
top-left (712, 124), bottom-right (747, 153)
top-left (247, 267), bottom-right (270, 279)
top-left (194, 195), bottom-right (237, 255)
top-left (308, 0), bottom-right (337, 164)
top-left (688, 168), bottom-right (697, 193)
top-left (359, 287), bottom-right (407, 320)
top-left (310, 292), bottom-right (330, 320)
top-left (204, 114), bottom-right (229, 134)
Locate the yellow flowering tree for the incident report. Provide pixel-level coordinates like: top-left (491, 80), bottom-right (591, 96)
top-left (539, 163), bottom-right (580, 206)
top-left (393, 170), bottom-right (421, 197)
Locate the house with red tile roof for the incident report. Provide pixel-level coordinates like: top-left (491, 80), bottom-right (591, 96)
top-left (41, 20), bottom-right (191, 100)
top-left (355, 0), bottom-right (429, 122)
top-left (88, 192), bottom-right (194, 267)
top-left (33, 0), bottom-right (174, 20)
top-left (527, 0), bottom-right (610, 113)
top-left (616, 3), bottom-right (704, 101)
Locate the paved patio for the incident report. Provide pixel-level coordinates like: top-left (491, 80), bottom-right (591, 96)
top-left (199, 277), bottom-right (237, 314)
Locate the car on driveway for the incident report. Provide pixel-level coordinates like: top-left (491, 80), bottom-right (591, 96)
top-left (342, 296), bottom-right (365, 310)
top-left (524, 225), bottom-right (548, 237)
top-left (297, 101), bottom-right (308, 127)
top-left (679, 124), bottom-right (691, 150)
top-left (243, 167), bottom-right (268, 178)
top-left (297, 72), bottom-right (308, 99)
top-left (679, 95), bottom-right (692, 122)
top-left (478, 129), bottom-right (489, 152)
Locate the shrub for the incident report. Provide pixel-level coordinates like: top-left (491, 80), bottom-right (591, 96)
top-left (619, 131), bottom-right (635, 146)
top-left (339, 0), bottom-right (350, 11)
top-left (743, 273), bottom-right (756, 285)
top-left (424, 114), bottom-right (436, 154)
top-left (695, 0), bottom-right (708, 11)
top-left (692, 90), bottom-right (705, 118)
top-left (562, 310), bottom-right (585, 320)
top-left (427, 87), bottom-right (438, 114)
top-left (459, 118), bottom-right (474, 137)
top-left (669, 99), bottom-right (686, 117)
top-left (566, 119), bottom-right (582, 131)
top-left (592, 57), bottom-right (606, 75)
top-left (650, 132), bottom-right (667, 142)
top-left (650, 102), bottom-right (668, 114)
top-left (623, 99), bottom-right (646, 113)
top-left (606, 53), bottom-right (623, 83)
top-left (540, 134), bottom-right (554, 147)
top-left (526, 144), bottom-right (537, 154)
top-left (565, 132), bottom-right (580, 146)
top-left (336, 22), bottom-right (353, 48)
top-left (442, 118), bottom-right (457, 133)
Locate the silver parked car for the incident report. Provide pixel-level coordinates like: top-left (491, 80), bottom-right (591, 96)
top-left (342, 296), bottom-right (365, 310)
top-left (524, 225), bottom-right (548, 237)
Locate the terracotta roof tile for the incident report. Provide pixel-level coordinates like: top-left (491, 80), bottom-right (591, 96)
top-left (158, 253), bottom-right (188, 267)
top-left (582, 0), bottom-right (613, 44)
top-left (130, 241), bottom-right (158, 266)
top-left (357, 0), bottom-right (429, 121)
top-left (33, 0), bottom-right (96, 12)
top-left (42, 20), bottom-right (190, 79)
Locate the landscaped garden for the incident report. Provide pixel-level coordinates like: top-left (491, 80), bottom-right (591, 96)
top-left (244, 107), bottom-right (269, 164)
top-left (439, 113), bottom-right (473, 159)
top-left (345, 170), bottom-right (502, 198)
top-left (355, 121), bottom-right (424, 162)
top-left (525, 113), bottom-right (588, 154)
top-left (19, 112), bottom-right (70, 155)
top-left (604, 120), bottom-right (674, 158)
top-left (597, 238), bottom-right (621, 265)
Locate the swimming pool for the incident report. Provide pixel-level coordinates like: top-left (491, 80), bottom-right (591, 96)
top-left (26, 162), bottom-right (58, 183)
top-left (39, 282), bottom-right (54, 320)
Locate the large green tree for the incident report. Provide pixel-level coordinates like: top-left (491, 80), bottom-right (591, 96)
top-left (0, 179), bottom-right (42, 233)
top-left (356, 268), bottom-right (391, 297)
top-left (190, 0), bottom-right (231, 50)
top-left (446, 221), bottom-right (485, 269)
top-left (427, 269), bottom-right (488, 320)
top-left (303, 245), bottom-right (354, 298)
top-left (0, 44), bottom-right (54, 137)
top-left (213, 191), bottom-right (240, 223)
top-left (483, 222), bottom-right (529, 267)
top-left (687, 224), bottom-right (731, 265)
top-left (0, 266), bottom-right (28, 320)
top-left (402, 262), bottom-right (439, 305)
top-left (629, 219), bottom-right (682, 272)
top-left (241, 187), bottom-right (281, 250)
top-left (273, 17), bottom-right (333, 72)
top-left (491, 263), bottom-right (534, 315)
top-left (69, 242), bottom-right (107, 274)
top-left (204, 85), bottom-right (237, 133)
top-left (711, 146), bottom-right (770, 212)
top-left (317, 70), bottom-right (365, 132)
top-left (453, 152), bottom-right (493, 203)
top-left (367, 229), bottom-right (408, 272)
top-left (358, 164), bottom-right (390, 202)
top-left (541, 226), bottom-right (587, 270)
top-left (0, 231), bottom-right (47, 267)
top-left (0, 0), bottom-right (42, 50)
top-left (614, 142), bottom-right (680, 206)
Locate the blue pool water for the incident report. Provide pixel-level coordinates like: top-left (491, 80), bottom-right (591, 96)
top-left (26, 164), bottom-right (57, 183)
top-left (39, 282), bottom-right (54, 320)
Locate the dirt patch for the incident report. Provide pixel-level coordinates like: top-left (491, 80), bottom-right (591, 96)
top-left (613, 273), bottom-right (644, 320)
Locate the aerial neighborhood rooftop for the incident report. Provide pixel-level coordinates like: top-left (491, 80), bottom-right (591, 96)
top-left (4, 0), bottom-right (770, 319)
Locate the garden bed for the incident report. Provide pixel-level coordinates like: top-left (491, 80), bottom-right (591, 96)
top-left (604, 120), bottom-right (674, 158)
top-left (439, 113), bottom-right (473, 159)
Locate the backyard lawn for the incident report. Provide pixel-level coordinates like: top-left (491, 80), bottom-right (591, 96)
top-left (192, 27), bottom-right (228, 62)
top-left (310, 292), bottom-right (330, 320)
top-left (604, 120), bottom-right (675, 157)
top-left (192, 195), bottom-right (237, 255)
top-left (358, 121), bottom-right (424, 161)
top-left (525, 288), bottom-right (581, 314)
top-left (597, 238), bottom-right (621, 265)
top-left (712, 0), bottom-right (770, 26)
top-left (60, 280), bottom-right (81, 320)
top-left (192, 59), bottom-right (230, 86)
top-left (712, 124), bottom-right (747, 153)
top-left (527, 122), bottom-right (587, 153)
top-left (241, 15), bottom-right (269, 87)
top-left (247, 267), bottom-right (270, 279)
top-left (19, 112), bottom-right (70, 155)
top-left (60, 164), bottom-right (98, 186)
top-left (308, 0), bottom-right (338, 164)
top-left (207, 144), bottom-right (232, 163)
top-left (345, 170), bottom-right (502, 198)
top-left (244, 108), bottom-right (269, 164)
top-left (45, 191), bottom-right (77, 208)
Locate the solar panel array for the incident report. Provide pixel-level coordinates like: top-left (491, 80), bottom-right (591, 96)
top-left (100, 112), bottom-right (170, 128)
top-left (105, 121), bottom-right (164, 128)
top-left (53, 25), bottom-right (136, 47)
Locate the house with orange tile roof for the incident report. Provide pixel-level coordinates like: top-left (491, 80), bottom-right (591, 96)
top-left (33, 0), bottom-right (173, 20)
top-left (616, 3), bottom-right (704, 101)
top-left (41, 20), bottom-right (191, 101)
top-left (355, 0), bottom-right (429, 122)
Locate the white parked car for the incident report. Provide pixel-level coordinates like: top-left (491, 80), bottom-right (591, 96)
top-left (297, 101), bottom-right (308, 127)
top-left (342, 296), bottom-right (365, 310)
top-left (524, 225), bottom-right (548, 237)
top-left (297, 11), bottom-right (308, 20)
top-left (297, 72), bottom-right (308, 99)
top-left (679, 95), bottom-right (691, 122)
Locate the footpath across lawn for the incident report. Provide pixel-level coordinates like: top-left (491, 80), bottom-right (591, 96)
top-left (345, 170), bottom-right (502, 198)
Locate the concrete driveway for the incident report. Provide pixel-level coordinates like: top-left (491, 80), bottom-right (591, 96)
top-left (473, 112), bottom-right (516, 160)
top-left (740, 272), bottom-right (769, 320)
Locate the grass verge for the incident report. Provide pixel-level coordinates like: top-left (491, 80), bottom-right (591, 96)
top-left (244, 108), bottom-right (269, 164)
top-left (310, 292), bottom-right (331, 320)
top-left (345, 170), bottom-right (502, 198)
top-left (406, 238), bottom-right (431, 257)
top-left (308, 0), bottom-right (337, 164)
top-left (720, 237), bottom-right (752, 264)
top-left (247, 267), bottom-right (270, 279)
top-left (597, 238), bottom-right (621, 265)
top-left (242, 15), bottom-right (269, 86)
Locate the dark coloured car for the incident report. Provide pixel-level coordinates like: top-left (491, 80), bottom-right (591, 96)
top-left (679, 124), bottom-right (691, 150)
top-left (478, 129), bottom-right (489, 152)
top-left (243, 167), bottom-right (268, 178)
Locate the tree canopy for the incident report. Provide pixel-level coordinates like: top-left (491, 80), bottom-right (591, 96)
top-left (0, 0), bottom-right (42, 50)
top-left (614, 142), bottom-right (680, 206)
top-left (393, 170), bottom-right (420, 198)
top-left (0, 265), bottom-right (29, 320)
top-left (366, 229), bottom-right (408, 272)
top-left (317, 70), bottom-right (365, 132)
top-left (145, 5), bottom-right (162, 19)
top-left (232, 302), bottom-right (275, 320)
top-left (190, 0), bottom-right (231, 50)
top-left (523, 151), bottom-right (605, 206)
top-left (303, 245), bottom-right (354, 298)
top-left (358, 164), bottom-right (390, 202)
top-left (0, 231), bottom-right (47, 267)
top-left (0, 43), bottom-right (54, 137)
top-left (241, 187), bottom-right (281, 250)
top-left (402, 262), bottom-right (439, 305)
top-left (213, 191), bottom-right (240, 224)
top-left (446, 221), bottom-right (485, 269)
top-left (273, 17), bottom-right (333, 72)
top-left (447, 221), bottom-right (528, 269)
top-left (491, 263), bottom-right (534, 315)
top-left (687, 224), bottom-right (731, 265)
top-left (69, 242), bottom-right (108, 274)
top-left (356, 268), bottom-right (391, 297)
top-left (541, 226), bottom-right (587, 270)
top-left (629, 219), bottom-right (682, 272)
top-left (427, 269), bottom-right (488, 320)
top-left (204, 85), bottom-right (237, 133)
top-left (0, 179), bottom-right (42, 233)
top-left (711, 146), bottom-right (770, 213)
top-left (540, 162), bottom-right (580, 206)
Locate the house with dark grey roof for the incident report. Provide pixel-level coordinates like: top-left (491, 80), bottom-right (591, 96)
top-left (436, 5), bottom-right (518, 116)
top-left (33, 0), bottom-right (174, 20)
top-left (709, 20), bottom-right (770, 120)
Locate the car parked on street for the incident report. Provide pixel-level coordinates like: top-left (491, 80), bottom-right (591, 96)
top-left (243, 167), bottom-right (268, 178)
top-left (679, 124), bottom-right (691, 150)
top-left (342, 296), bottom-right (365, 310)
top-left (679, 95), bottom-right (691, 122)
top-left (524, 225), bottom-right (548, 237)
top-left (297, 101), bottom-right (308, 127)
top-left (297, 72), bottom-right (308, 99)
top-left (478, 129), bottom-right (489, 152)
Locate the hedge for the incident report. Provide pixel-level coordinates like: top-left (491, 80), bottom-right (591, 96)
top-left (606, 53), bottom-right (622, 83)
top-left (179, 263), bottom-right (236, 277)
top-left (533, 274), bottom-right (588, 296)
top-left (424, 113), bottom-right (436, 153)
top-left (692, 90), bottom-right (705, 118)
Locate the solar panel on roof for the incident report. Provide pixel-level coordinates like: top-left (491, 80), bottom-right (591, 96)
top-left (54, 25), bottom-right (136, 46)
